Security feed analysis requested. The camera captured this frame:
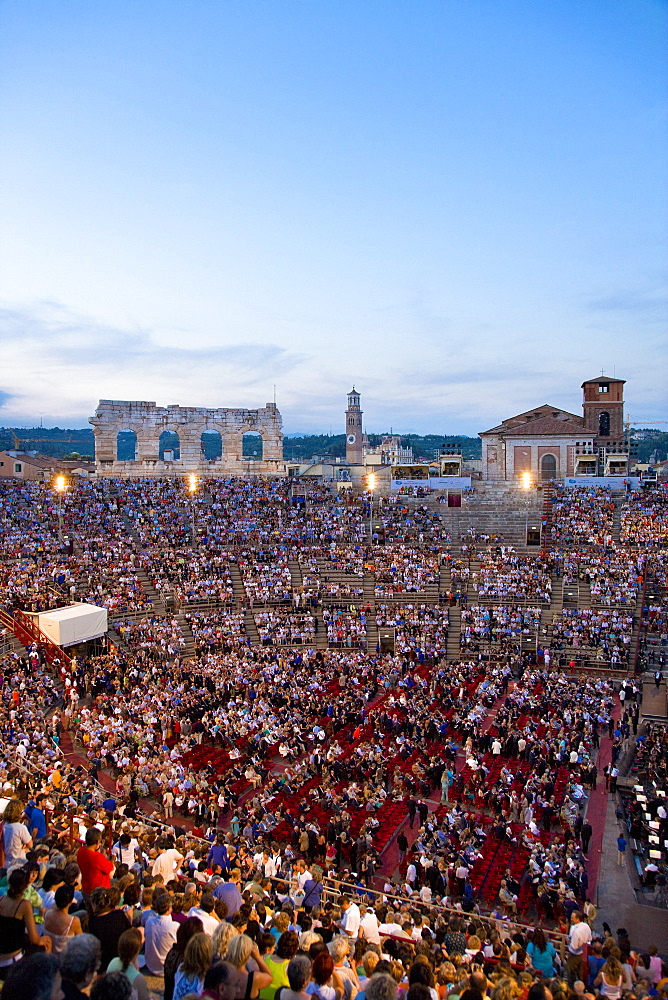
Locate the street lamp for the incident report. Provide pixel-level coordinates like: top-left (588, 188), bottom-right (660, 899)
top-left (367, 473), bottom-right (376, 542)
top-left (188, 474), bottom-right (198, 545)
top-left (54, 475), bottom-right (67, 542)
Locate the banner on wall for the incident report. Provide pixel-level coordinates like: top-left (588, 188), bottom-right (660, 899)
top-left (563, 477), bottom-right (640, 488)
top-left (391, 477), bottom-right (472, 490)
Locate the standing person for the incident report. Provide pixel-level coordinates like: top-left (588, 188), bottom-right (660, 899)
top-left (145, 894), bottom-right (178, 976)
top-left (1, 799), bottom-right (33, 870)
top-left (655, 671), bottom-right (662, 690)
top-left (338, 896), bottom-right (360, 939)
top-left (152, 840), bottom-right (184, 883)
top-left (396, 832), bottom-right (408, 868)
top-left (77, 829), bottom-right (114, 902)
top-left (616, 834), bottom-right (627, 866)
top-left (581, 822), bottom-right (593, 854)
top-left (566, 912), bottom-right (592, 985)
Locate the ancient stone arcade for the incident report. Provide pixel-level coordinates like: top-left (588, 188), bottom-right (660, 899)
top-left (90, 400), bottom-right (284, 478)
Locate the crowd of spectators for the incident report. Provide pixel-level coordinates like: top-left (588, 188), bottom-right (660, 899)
top-left (460, 608), bottom-right (542, 656)
top-left (550, 610), bottom-right (634, 666)
top-left (1, 477), bottom-right (667, 1000)
top-left (255, 612), bottom-right (317, 646)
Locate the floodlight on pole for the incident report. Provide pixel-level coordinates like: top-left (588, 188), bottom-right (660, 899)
top-left (54, 475), bottom-right (67, 541)
top-left (187, 475), bottom-right (198, 544)
top-left (367, 472), bottom-right (376, 541)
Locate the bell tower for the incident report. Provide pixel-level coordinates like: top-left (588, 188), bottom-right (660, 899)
top-left (582, 374), bottom-right (629, 476)
top-left (582, 375), bottom-right (625, 438)
top-left (345, 387), bottom-right (364, 464)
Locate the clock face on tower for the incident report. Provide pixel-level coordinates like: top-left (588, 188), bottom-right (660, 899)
top-left (347, 434), bottom-right (356, 445)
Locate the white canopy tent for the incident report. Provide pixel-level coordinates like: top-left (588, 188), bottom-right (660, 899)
top-left (33, 604), bottom-right (108, 647)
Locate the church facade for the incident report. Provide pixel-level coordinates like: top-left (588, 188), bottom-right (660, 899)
top-left (480, 376), bottom-right (630, 481)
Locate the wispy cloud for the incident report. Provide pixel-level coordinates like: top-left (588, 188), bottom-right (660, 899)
top-left (0, 302), bottom-right (306, 423)
top-left (587, 288), bottom-right (667, 318)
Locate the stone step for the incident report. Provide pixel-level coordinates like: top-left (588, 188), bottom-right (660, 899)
top-left (136, 569), bottom-right (167, 615)
top-left (313, 606), bottom-right (327, 650)
top-left (175, 613), bottom-right (197, 659)
top-left (244, 610), bottom-right (260, 646)
top-left (229, 563), bottom-right (246, 607)
top-left (287, 559), bottom-right (303, 591)
top-left (446, 607), bottom-right (462, 662)
top-left (106, 627), bottom-right (133, 656)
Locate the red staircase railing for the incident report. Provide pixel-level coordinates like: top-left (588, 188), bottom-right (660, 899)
top-left (0, 608), bottom-right (72, 670)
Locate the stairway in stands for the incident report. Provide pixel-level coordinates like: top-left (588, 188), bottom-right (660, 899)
top-left (229, 564), bottom-right (246, 607)
top-left (446, 608), bottom-right (461, 662)
top-left (611, 494), bottom-right (623, 543)
top-left (135, 569), bottom-right (167, 615)
top-left (287, 558), bottom-right (302, 592)
top-left (106, 625), bottom-right (133, 656)
top-left (175, 612), bottom-right (197, 659)
top-left (313, 606), bottom-right (327, 650)
top-left (439, 560), bottom-right (451, 597)
top-left (541, 572), bottom-right (562, 649)
top-left (120, 511), bottom-right (143, 548)
top-left (244, 611), bottom-right (260, 646)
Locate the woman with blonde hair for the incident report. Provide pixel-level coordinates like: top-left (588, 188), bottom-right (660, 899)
top-left (213, 920), bottom-right (240, 961)
top-left (490, 977), bottom-right (522, 1000)
top-left (173, 932), bottom-right (213, 1000)
top-left (226, 932), bottom-right (274, 999)
top-left (594, 956), bottom-right (624, 1000)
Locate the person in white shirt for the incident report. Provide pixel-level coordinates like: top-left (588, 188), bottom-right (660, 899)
top-left (338, 895), bottom-right (361, 938)
top-left (378, 910), bottom-right (403, 938)
top-left (113, 833), bottom-right (139, 868)
top-left (296, 860), bottom-right (312, 891)
top-left (567, 912), bottom-right (592, 984)
top-left (187, 893), bottom-right (220, 936)
top-left (152, 842), bottom-right (184, 883)
top-left (358, 903), bottom-right (381, 945)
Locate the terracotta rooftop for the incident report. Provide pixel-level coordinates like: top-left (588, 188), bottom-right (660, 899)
top-left (481, 416), bottom-right (594, 438)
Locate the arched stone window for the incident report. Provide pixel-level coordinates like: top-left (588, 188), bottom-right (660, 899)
top-left (116, 429), bottom-right (137, 461)
top-left (201, 430), bottom-right (222, 461)
top-left (242, 432), bottom-right (263, 460)
top-left (598, 411), bottom-right (610, 437)
top-left (159, 430), bottom-right (180, 461)
top-left (541, 454), bottom-right (557, 480)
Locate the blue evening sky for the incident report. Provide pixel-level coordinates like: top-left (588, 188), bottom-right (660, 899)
top-left (0, 0), bottom-right (666, 435)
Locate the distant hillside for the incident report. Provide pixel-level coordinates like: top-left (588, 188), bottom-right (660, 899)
top-left (0, 426), bottom-right (95, 459)
top-left (3, 425), bottom-right (663, 465)
top-left (284, 433), bottom-right (482, 462)
top-left (631, 429), bottom-right (668, 464)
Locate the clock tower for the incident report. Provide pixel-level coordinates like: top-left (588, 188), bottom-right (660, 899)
top-left (345, 387), bottom-right (364, 464)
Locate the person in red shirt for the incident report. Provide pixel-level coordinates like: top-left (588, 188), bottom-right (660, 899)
top-left (77, 827), bottom-right (114, 899)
